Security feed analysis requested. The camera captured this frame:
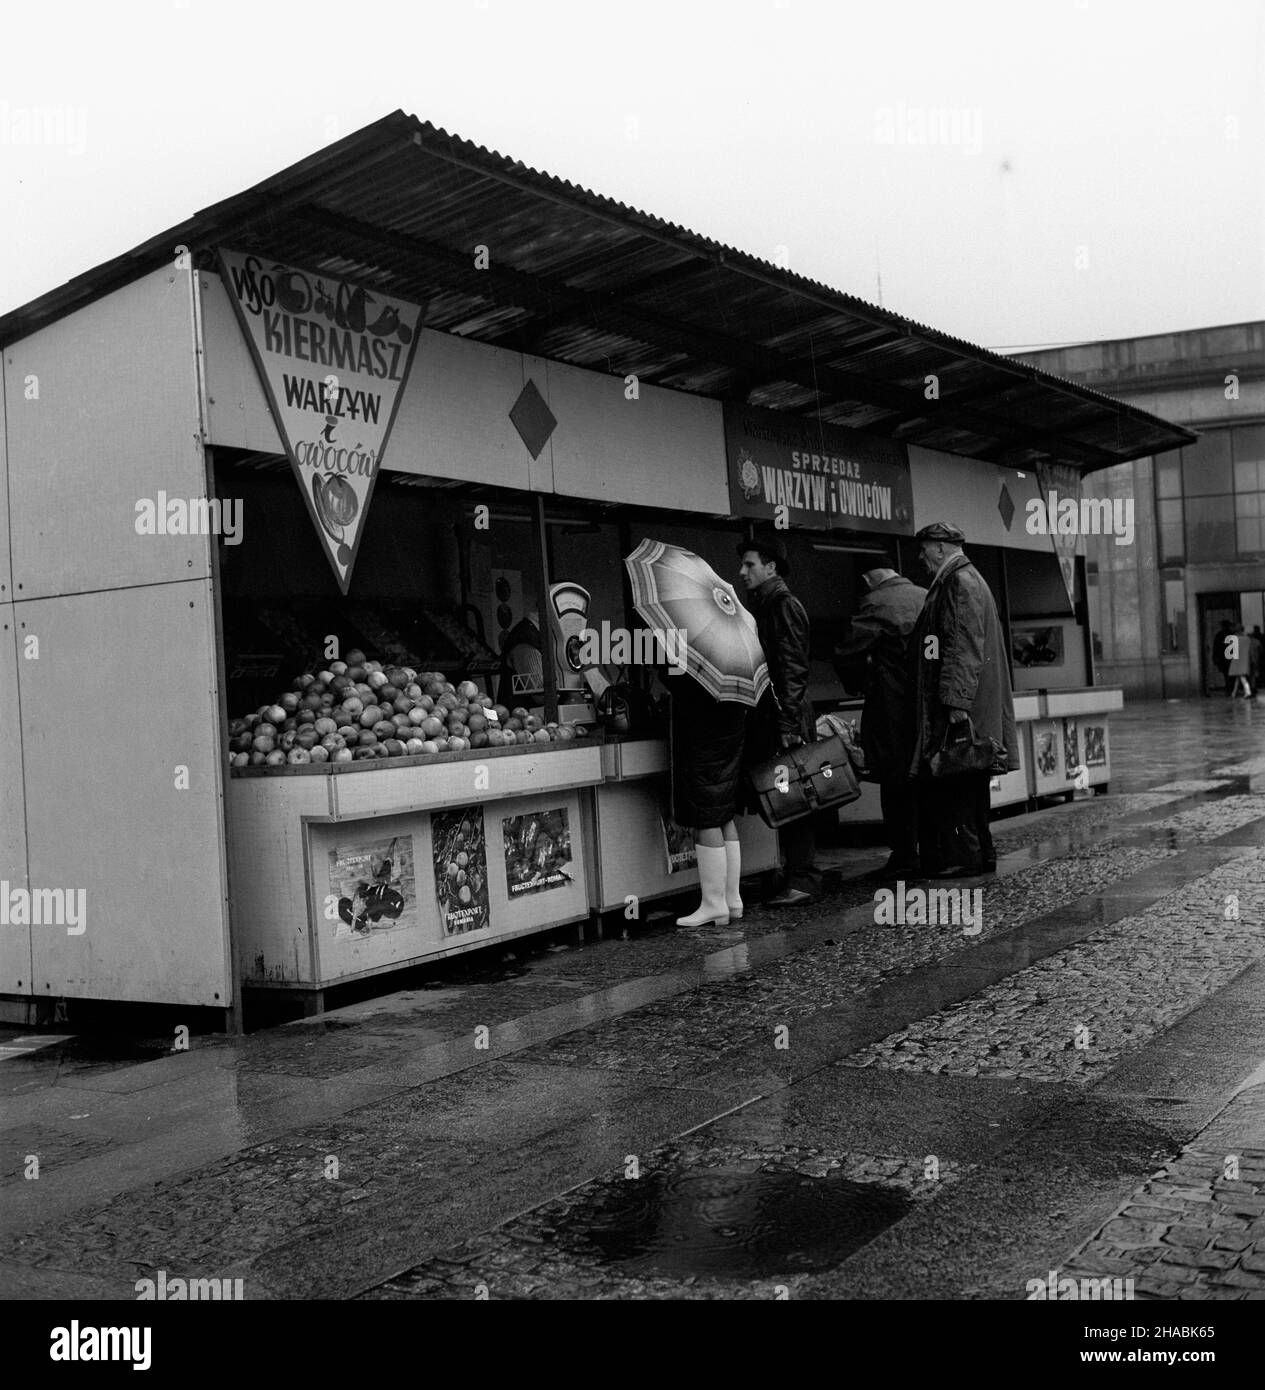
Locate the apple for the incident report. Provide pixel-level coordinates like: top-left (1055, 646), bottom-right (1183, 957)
top-left (329, 660), bottom-right (348, 676)
top-left (404, 684), bottom-right (422, 700)
top-left (380, 684), bottom-right (400, 703)
top-left (487, 729), bottom-right (505, 747)
top-left (373, 721), bottom-right (396, 740)
top-left (421, 716), bottom-right (445, 738)
top-left (297, 709), bottom-right (317, 725)
top-left (287, 748), bottom-right (312, 765)
top-left (252, 735), bottom-right (275, 753)
top-left (333, 747), bottom-right (354, 763)
top-left (470, 731), bottom-right (488, 749)
top-left (534, 729), bottom-right (551, 743)
top-left (337, 725), bottom-right (359, 741)
top-left (457, 680), bottom-right (479, 701)
top-left (345, 649), bottom-right (367, 666)
top-left (405, 738), bottom-right (426, 755)
top-left (316, 670), bottom-right (335, 685)
top-left (295, 727), bottom-right (319, 750)
top-left (266, 750), bottom-right (287, 766)
top-left (280, 692), bottom-right (300, 713)
top-left (407, 707), bottom-right (428, 726)
top-left (373, 744), bottom-right (391, 758)
top-left (383, 739), bottom-right (406, 756)
top-left (232, 752), bottom-right (250, 768)
top-left (321, 733), bottom-right (347, 751)
top-left (249, 750), bottom-right (267, 765)
top-left (432, 737), bottom-right (451, 753)
top-left (314, 717), bottom-right (337, 736)
top-left (358, 730), bottom-right (378, 747)
top-left (511, 707), bottom-right (530, 722)
top-left (309, 745), bottom-right (329, 763)
top-left (420, 740), bottom-right (439, 755)
top-left (343, 695), bottom-right (364, 716)
top-left (359, 707), bottom-right (382, 728)
top-left (347, 666), bottom-right (367, 683)
top-left (353, 747), bottom-right (376, 760)
top-left (393, 695), bottom-right (412, 714)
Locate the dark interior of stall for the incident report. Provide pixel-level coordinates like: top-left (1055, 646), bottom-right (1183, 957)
top-left (214, 448), bottom-right (1063, 730)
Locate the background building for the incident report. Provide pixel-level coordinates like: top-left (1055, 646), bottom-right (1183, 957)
top-left (1016, 323), bottom-right (1265, 698)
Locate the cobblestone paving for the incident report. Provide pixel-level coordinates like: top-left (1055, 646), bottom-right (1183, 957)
top-left (1148, 780), bottom-right (1237, 795)
top-left (525, 846), bottom-right (1174, 1074)
top-left (843, 852), bottom-right (1265, 1085)
top-left (358, 1136), bottom-right (967, 1301)
top-left (1104, 796), bottom-right (1265, 848)
top-left (1050, 1079), bottom-right (1265, 1299)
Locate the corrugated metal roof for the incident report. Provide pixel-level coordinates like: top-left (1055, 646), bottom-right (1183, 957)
top-left (0, 110), bottom-right (1194, 472)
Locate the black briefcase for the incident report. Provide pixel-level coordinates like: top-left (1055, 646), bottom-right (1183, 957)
top-left (747, 733), bottom-right (862, 828)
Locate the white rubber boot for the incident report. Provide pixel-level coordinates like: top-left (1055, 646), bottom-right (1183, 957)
top-left (724, 838), bottom-right (744, 919)
top-left (676, 845), bottom-right (730, 927)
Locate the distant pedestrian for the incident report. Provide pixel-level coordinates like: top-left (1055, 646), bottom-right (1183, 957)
top-left (834, 561), bottom-right (927, 877)
top-left (1228, 624), bottom-right (1252, 698)
top-left (1251, 626), bottom-right (1264, 695)
top-left (1213, 619), bottom-right (1234, 696)
top-left (738, 536), bottom-right (821, 905)
top-left (908, 522), bottom-right (1019, 877)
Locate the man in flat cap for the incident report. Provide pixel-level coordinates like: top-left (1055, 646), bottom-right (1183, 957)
top-left (909, 522), bottom-right (1019, 877)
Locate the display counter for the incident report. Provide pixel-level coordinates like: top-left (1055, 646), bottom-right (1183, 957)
top-left (835, 685), bottom-right (1123, 823)
top-left (229, 743), bottom-right (603, 1006)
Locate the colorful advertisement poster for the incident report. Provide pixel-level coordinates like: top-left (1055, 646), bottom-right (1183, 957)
top-left (432, 808), bottom-right (490, 935)
top-left (661, 805), bottom-right (698, 875)
top-left (1062, 719), bottom-right (1081, 780)
top-left (1083, 723), bottom-right (1107, 767)
top-left (1033, 726), bottom-right (1058, 779)
top-left (328, 834), bottom-right (417, 939)
top-left (725, 402), bottom-right (913, 534)
top-left (503, 808), bottom-right (573, 897)
top-left (218, 249), bottom-right (426, 594)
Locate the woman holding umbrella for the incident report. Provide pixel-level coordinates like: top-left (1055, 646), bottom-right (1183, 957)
top-left (625, 540), bottom-right (770, 927)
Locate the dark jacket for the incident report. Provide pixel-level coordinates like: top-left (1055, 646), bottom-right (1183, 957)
top-left (668, 671), bottom-right (747, 828)
top-left (909, 551), bottom-right (1019, 776)
top-left (745, 575), bottom-right (815, 760)
top-left (834, 575), bottom-right (927, 779)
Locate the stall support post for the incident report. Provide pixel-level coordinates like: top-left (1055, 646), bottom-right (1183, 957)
top-left (530, 493), bottom-right (559, 722)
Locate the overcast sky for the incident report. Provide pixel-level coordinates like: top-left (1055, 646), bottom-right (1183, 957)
top-left (2, 0), bottom-right (1261, 350)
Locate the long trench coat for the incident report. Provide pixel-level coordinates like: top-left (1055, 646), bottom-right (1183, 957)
top-left (834, 575), bottom-right (927, 780)
top-left (909, 552), bottom-right (1019, 777)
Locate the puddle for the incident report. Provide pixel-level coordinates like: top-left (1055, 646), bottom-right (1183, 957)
top-left (565, 1168), bottom-right (912, 1278)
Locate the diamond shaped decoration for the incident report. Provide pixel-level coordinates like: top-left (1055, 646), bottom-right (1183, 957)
top-left (998, 482), bottom-right (1015, 531)
top-left (509, 379), bottom-right (557, 460)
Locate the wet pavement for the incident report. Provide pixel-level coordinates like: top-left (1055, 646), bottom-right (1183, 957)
top-left (4, 696), bottom-right (1265, 1300)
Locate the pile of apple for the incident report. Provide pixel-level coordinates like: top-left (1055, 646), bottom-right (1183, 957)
top-left (228, 648), bottom-right (586, 769)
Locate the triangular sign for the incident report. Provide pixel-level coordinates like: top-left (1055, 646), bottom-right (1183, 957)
top-left (218, 250), bottom-right (426, 593)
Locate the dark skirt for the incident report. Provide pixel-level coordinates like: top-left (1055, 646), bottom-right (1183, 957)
top-left (668, 674), bottom-right (748, 829)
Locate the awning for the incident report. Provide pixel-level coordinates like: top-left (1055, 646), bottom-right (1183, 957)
top-left (0, 110), bottom-right (1195, 474)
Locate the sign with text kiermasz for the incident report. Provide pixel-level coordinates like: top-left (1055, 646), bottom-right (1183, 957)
top-left (725, 403), bottom-right (913, 534)
top-left (218, 250), bottom-right (426, 593)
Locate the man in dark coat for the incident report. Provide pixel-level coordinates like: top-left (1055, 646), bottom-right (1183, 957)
top-left (738, 536), bottom-right (820, 905)
top-left (835, 563), bottom-right (927, 877)
top-left (909, 522), bottom-right (1019, 878)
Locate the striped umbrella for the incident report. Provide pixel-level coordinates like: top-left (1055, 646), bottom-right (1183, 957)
top-left (624, 539), bottom-right (769, 706)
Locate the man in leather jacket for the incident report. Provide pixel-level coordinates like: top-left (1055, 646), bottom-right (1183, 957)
top-left (738, 536), bottom-right (820, 905)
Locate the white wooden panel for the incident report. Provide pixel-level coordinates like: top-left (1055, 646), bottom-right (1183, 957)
top-left (1045, 686), bottom-right (1124, 717)
top-left (910, 446), bottom-right (1082, 555)
top-left (4, 268), bottom-right (210, 601)
top-left (227, 775), bottom-right (330, 984)
top-left (0, 370), bottom-right (13, 600)
top-left (201, 272), bottom-right (284, 455)
top-left (545, 355), bottom-right (729, 513)
top-left (327, 744), bottom-right (602, 818)
top-left (1013, 693), bottom-right (1042, 722)
top-left (0, 608), bottom-right (31, 994)
top-left (20, 582), bottom-right (231, 1005)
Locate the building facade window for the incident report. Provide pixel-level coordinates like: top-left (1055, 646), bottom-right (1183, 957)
top-left (1155, 452), bottom-right (1184, 562)
top-left (1177, 425), bottom-right (1265, 560)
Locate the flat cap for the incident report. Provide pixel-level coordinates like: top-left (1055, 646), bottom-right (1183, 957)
top-left (915, 521), bottom-right (966, 543)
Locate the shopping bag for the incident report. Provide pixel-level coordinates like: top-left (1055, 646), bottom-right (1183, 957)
top-left (929, 715), bottom-right (1006, 778)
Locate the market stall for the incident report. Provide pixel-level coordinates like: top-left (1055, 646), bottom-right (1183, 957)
top-left (0, 112), bottom-right (1192, 1023)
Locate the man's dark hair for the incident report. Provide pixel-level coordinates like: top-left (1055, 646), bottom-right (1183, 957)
top-left (738, 535), bottom-right (791, 577)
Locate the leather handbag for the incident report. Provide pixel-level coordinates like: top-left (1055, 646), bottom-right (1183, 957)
top-left (929, 715), bottom-right (1006, 778)
top-left (747, 732), bottom-right (862, 828)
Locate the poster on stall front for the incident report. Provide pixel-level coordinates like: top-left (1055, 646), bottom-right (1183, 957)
top-left (432, 808), bottom-right (491, 935)
top-left (217, 249), bottom-right (427, 595)
top-left (1062, 719), bottom-right (1081, 780)
top-left (1083, 723), bottom-right (1107, 767)
top-left (660, 806), bottom-right (698, 875)
top-left (725, 402), bottom-right (913, 534)
top-left (328, 834), bottom-right (417, 939)
top-left (503, 808), bottom-right (573, 896)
